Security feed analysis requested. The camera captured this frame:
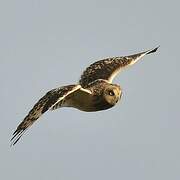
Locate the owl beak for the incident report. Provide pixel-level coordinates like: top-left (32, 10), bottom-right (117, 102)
top-left (116, 91), bottom-right (122, 103)
top-left (120, 91), bottom-right (123, 98)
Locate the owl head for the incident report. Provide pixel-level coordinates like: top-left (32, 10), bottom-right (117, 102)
top-left (103, 84), bottom-right (122, 106)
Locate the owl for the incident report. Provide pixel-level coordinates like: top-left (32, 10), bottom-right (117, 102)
top-left (11, 46), bottom-right (159, 146)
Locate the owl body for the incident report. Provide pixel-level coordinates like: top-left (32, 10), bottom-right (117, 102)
top-left (11, 47), bottom-right (159, 145)
top-left (62, 80), bottom-right (122, 112)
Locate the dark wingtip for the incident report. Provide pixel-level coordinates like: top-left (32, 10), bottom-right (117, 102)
top-left (10, 129), bottom-right (25, 147)
top-left (10, 127), bottom-right (26, 147)
top-left (146, 45), bottom-right (160, 55)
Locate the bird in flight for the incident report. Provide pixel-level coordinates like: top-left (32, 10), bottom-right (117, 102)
top-left (11, 46), bottom-right (159, 146)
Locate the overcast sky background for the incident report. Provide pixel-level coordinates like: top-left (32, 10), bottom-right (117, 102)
top-left (0, 0), bottom-right (179, 180)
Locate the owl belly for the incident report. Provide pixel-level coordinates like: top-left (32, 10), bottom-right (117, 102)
top-left (66, 94), bottom-right (114, 112)
top-left (88, 97), bottom-right (114, 112)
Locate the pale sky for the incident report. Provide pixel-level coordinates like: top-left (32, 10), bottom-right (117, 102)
top-left (0, 0), bottom-right (180, 180)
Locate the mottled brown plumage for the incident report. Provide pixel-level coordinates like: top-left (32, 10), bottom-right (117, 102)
top-left (79, 46), bottom-right (159, 87)
top-left (11, 46), bottom-right (159, 146)
top-left (11, 85), bottom-right (81, 145)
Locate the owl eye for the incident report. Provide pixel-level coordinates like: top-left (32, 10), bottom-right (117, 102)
top-left (108, 90), bottom-right (115, 96)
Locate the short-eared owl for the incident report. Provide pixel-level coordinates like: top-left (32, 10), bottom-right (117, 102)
top-left (11, 47), bottom-right (159, 145)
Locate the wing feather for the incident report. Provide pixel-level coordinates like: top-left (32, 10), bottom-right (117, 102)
top-left (11, 84), bottom-right (81, 146)
top-left (50, 87), bottom-right (92, 110)
top-left (79, 46), bottom-right (159, 88)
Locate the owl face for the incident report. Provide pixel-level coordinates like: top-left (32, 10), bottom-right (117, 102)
top-left (103, 84), bottom-right (122, 106)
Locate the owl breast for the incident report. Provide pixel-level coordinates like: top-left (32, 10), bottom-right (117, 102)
top-left (89, 96), bottom-right (114, 112)
top-left (63, 92), bottom-right (114, 112)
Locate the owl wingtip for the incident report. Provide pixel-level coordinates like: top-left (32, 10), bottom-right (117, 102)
top-left (146, 45), bottom-right (160, 55)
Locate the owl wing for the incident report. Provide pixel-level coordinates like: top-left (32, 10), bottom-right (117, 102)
top-left (79, 46), bottom-right (159, 88)
top-left (50, 88), bottom-right (92, 111)
top-left (11, 84), bottom-right (81, 146)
